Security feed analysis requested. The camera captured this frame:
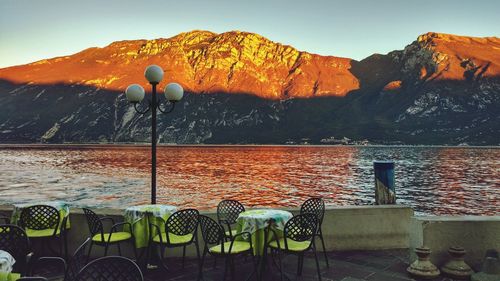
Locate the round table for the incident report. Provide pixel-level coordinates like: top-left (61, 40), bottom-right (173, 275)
top-left (124, 204), bottom-right (177, 249)
top-left (236, 209), bottom-right (293, 255)
top-left (0, 250), bottom-right (20, 281)
top-left (11, 201), bottom-right (70, 230)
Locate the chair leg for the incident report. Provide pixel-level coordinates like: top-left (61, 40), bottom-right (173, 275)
top-left (223, 256), bottom-right (229, 281)
top-left (159, 244), bottom-right (168, 270)
top-left (104, 244), bottom-right (109, 256)
top-left (194, 239), bottom-right (201, 265)
top-left (312, 243), bottom-right (322, 281)
top-left (277, 250), bottom-right (284, 281)
top-left (131, 239), bottom-right (138, 261)
top-left (229, 256), bottom-right (235, 280)
top-left (198, 247), bottom-right (208, 281)
top-left (86, 240), bottom-right (94, 263)
top-left (182, 245), bottom-right (186, 269)
top-left (318, 228), bottom-right (329, 267)
top-left (297, 253), bottom-right (304, 276)
top-left (117, 243), bottom-right (122, 256)
top-left (63, 233), bottom-right (68, 260)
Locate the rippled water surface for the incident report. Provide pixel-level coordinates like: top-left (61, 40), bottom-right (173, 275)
top-left (0, 145), bottom-right (498, 215)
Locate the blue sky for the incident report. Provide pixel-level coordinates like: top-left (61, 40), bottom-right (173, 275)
top-left (1, 0), bottom-right (499, 68)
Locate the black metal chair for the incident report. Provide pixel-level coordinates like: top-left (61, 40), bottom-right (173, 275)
top-left (149, 209), bottom-right (200, 269)
top-left (217, 200), bottom-right (245, 240)
top-left (267, 213), bottom-right (322, 281)
top-left (300, 197), bottom-right (329, 267)
top-left (0, 224), bottom-right (33, 276)
top-left (30, 238), bottom-right (90, 281)
top-left (74, 256), bottom-right (143, 281)
top-left (82, 208), bottom-right (136, 259)
top-left (198, 215), bottom-right (256, 280)
top-left (0, 212), bottom-right (10, 224)
top-left (18, 205), bottom-right (68, 258)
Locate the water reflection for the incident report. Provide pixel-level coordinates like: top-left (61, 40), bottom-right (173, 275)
top-left (0, 146), bottom-right (498, 215)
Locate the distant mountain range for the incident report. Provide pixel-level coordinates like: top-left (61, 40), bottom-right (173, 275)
top-left (0, 31), bottom-right (499, 145)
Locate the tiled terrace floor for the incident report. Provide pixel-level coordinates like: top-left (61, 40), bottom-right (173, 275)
top-left (39, 249), bottom-right (465, 281)
top-left (144, 249), bottom-right (463, 281)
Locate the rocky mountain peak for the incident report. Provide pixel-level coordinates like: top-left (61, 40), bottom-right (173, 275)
top-left (0, 30), bottom-right (359, 100)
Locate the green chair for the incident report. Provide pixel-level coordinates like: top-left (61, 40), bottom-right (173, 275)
top-left (198, 215), bottom-right (256, 281)
top-left (0, 224), bottom-right (33, 277)
top-left (300, 197), bottom-right (329, 267)
top-left (18, 205), bottom-right (68, 258)
top-left (29, 238), bottom-right (90, 281)
top-left (149, 209), bottom-right (200, 270)
top-left (268, 213), bottom-right (322, 281)
top-left (74, 256), bottom-right (143, 281)
top-left (82, 208), bottom-right (136, 259)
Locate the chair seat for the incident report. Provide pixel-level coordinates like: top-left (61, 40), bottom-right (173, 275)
top-left (26, 228), bottom-right (60, 238)
top-left (92, 232), bottom-right (131, 243)
top-left (269, 238), bottom-right (311, 252)
top-left (225, 229), bottom-right (238, 237)
top-left (210, 241), bottom-right (251, 254)
top-left (153, 233), bottom-right (193, 245)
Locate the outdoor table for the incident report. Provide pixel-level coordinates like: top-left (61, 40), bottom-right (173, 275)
top-left (0, 250), bottom-right (19, 281)
top-left (10, 201), bottom-right (70, 230)
top-left (123, 204), bottom-right (177, 249)
top-left (236, 209), bottom-right (293, 256)
top-left (0, 272), bottom-right (20, 281)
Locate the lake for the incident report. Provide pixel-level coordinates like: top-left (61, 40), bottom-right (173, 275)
top-left (0, 145), bottom-right (498, 216)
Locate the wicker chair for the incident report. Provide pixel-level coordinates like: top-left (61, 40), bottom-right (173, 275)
top-left (268, 213), bottom-right (322, 281)
top-left (300, 197), bottom-right (329, 267)
top-left (0, 224), bottom-right (33, 276)
top-left (18, 205), bottom-right (68, 258)
top-left (149, 209), bottom-right (200, 269)
top-left (74, 256), bottom-right (143, 281)
top-left (30, 238), bottom-right (90, 281)
top-left (217, 200), bottom-right (245, 240)
top-left (198, 215), bottom-right (256, 280)
top-left (82, 208), bottom-right (136, 260)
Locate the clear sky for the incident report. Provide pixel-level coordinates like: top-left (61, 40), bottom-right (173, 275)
top-left (1, 0), bottom-right (499, 68)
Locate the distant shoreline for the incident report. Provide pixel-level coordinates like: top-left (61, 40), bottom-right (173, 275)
top-left (0, 143), bottom-right (498, 149)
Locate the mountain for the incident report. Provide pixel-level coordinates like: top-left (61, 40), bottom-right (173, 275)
top-left (0, 30), bottom-right (359, 99)
top-left (0, 31), bottom-right (499, 145)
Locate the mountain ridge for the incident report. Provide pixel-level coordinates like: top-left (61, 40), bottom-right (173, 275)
top-left (0, 30), bottom-right (498, 145)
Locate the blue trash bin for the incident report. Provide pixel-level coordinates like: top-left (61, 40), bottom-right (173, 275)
top-left (374, 161), bottom-right (395, 204)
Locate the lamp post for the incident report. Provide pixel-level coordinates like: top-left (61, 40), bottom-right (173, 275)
top-left (125, 65), bottom-right (184, 204)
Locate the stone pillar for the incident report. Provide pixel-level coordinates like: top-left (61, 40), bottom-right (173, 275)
top-left (374, 160), bottom-right (395, 204)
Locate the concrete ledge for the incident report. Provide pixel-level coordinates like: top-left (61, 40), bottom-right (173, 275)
top-left (409, 216), bottom-right (500, 270)
top-left (0, 204), bottom-right (414, 257)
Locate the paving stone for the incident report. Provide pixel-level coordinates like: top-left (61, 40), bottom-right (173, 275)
top-left (27, 249), bottom-right (439, 281)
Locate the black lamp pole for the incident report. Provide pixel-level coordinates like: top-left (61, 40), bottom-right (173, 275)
top-left (150, 82), bottom-right (158, 204)
top-left (125, 65), bottom-right (183, 205)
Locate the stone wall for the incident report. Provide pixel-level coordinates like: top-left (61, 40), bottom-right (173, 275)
top-left (409, 216), bottom-right (500, 270)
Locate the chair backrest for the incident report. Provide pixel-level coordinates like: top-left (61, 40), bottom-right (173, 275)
top-left (82, 208), bottom-right (103, 236)
top-left (198, 215), bottom-right (224, 246)
top-left (66, 238), bottom-right (91, 281)
top-left (18, 277), bottom-right (49, 281)
top-left (0, 224), bottom-right (31, 264)
top-left (74, 256), bottom-right (143, 281)
top-left (284, 213), bottom-right (318, 243)
top-left (300, 198), bottom-right (325, 225)
top-left (217, 200), bottom-right (245, 224)
top-left (20, 205), bottom-right (60, 231)
top-left (165, 209), bottom-right (199, 237)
